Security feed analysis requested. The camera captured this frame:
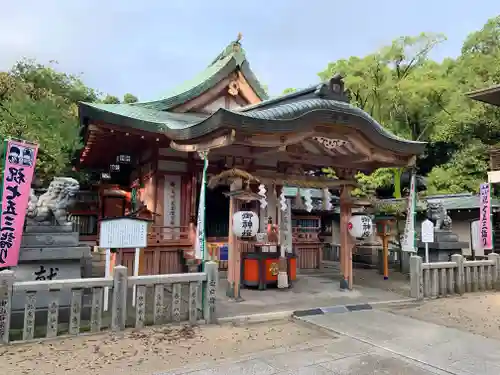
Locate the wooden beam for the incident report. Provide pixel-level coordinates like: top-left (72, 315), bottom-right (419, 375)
top-left (236, 71), bottom-right (261, 105)
top-left (170, 130), bottom-right (236, 153)
top-left (255, 172), bottom-right (357, 188)
top-left (172, 77), bottom-right (231, 113)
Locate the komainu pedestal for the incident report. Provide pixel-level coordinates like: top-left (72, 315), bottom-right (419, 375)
top-left (11, 177), bottom-right (91, 310)
top-left (417, 200), bottom-right (468, 262)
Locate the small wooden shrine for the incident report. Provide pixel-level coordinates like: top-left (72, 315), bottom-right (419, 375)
top-left (76, 35), bottom-right (425, 292)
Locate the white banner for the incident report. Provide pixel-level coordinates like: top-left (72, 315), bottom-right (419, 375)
top-left (195, 158), bottom-right (208, 260)
top-left (401, 172), bottom-right (417, 252)
top-left (279, 198), bottom-right (293, 254)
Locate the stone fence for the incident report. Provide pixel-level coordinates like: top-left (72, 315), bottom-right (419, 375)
top-left (0, 261), bottom-right (218, 344)
top-left (410, 254), bottom-right (500, 300)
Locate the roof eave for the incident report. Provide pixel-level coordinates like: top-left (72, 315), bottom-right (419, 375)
top-left (466, 84), bottom-right (500, 106)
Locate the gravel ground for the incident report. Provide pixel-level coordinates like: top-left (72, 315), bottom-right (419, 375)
top-left (0, 320), bottom-right (326, 375)
top-left (385, 292), bottom-right (500, 339)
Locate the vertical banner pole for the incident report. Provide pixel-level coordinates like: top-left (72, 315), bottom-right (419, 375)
top-left (104, 248), bottom-right (111, 312)
top-left (194, 151), bottom-right (209, 307)
top-left (132, 247), bottom-right (140, 307)
top-left (402, 170), bottom-right (417, 253)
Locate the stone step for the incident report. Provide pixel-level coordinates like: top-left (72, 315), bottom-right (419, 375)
top-left (21, 231), bottom-right (79, 248)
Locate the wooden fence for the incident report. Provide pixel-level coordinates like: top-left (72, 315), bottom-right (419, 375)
top-left (0, 262), bottom-right (218, 345)
top-left (410, 254), bottom-right (500, 300)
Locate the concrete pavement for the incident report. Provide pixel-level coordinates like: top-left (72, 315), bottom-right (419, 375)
top-left (157, 306), bottom-right (500, 374)
top-left (156, 333), bottom-right (449, 374)
top-left (299, 309), bottom-right (500, 375)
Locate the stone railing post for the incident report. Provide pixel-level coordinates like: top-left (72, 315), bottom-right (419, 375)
top-left (451, 254), bottom-right (464, 295)
top-left (111, 266), bottom-right (128, 331)
top-left (410, 256), bottom-right (423, 300)
top-left (0, 270), bottom-right (14, 345)
top-left (203, 261), bottom-right (218, 324)
top-left (488, 253), bottom-right (500, 290)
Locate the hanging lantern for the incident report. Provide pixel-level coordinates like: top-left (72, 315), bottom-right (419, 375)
top-left (258, 184), bottom-right (267, 209)
top-left (232, 211), bottom-right (259, 238)
top-left (279, 189), bottom-right (287, 211)
top-left (303, 189), bottom-right (313, 213)
top-left (348, 215), bottom-right (373, 239)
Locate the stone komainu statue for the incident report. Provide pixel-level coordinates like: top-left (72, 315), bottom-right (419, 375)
top-left (26, 177), bottom-right (80, 227)
top-left (426, 200), bottom-right (452, 231)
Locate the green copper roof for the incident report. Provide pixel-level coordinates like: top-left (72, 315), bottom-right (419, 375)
top-left (79, 69), bottom-right (425, 157)
top-left (133, 39), bottom-right (268, 111)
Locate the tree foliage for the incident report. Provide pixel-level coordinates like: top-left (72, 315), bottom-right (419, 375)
top-left (1, 16), bottom-right (499, 193)
top-left (123, 93), bottom-right (138, 103)
top-left (0, 60), bottom-right (138, 185)
top-left (318, 16), bottom-right (500, 197)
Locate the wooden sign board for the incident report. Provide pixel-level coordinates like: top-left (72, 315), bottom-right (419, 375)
top-left (99, 217), bottom-right (149, 249)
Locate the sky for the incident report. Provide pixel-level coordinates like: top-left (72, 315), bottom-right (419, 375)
top-left (1, 0), bottom-right (499, 100)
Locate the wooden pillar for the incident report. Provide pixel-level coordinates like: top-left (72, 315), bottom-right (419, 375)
top-left (339, 186), bottom-right (353, 290)
top-left (226, 178), bottom-right (243, 300)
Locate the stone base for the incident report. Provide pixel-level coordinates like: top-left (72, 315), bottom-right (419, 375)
top-left (11, 259), bottom-right (83, 310)
top-left (416, 247), bottom-right (464, 262)
top-left (25, 225), bottom-right (74, 233)
top-left (19, 246), bottom-right (91, 262)
top-left (21, 231), bottom-right (79, 247)
top-left (13, 225), bottom-right (92, 310)
top-left (277, 272), bottom-right (289, 289)
top-left (417, 241), bottom-right (469, 250)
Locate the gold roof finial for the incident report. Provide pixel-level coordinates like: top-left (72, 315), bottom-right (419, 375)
top-left (236, 32), bottom-right (243, 42)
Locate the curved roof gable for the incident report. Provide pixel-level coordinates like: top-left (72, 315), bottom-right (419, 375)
top-left (131, 37), bottom-right (268, 111)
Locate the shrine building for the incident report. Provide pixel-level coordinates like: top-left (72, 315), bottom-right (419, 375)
top-left (76, 35), bottom-right (425, 294)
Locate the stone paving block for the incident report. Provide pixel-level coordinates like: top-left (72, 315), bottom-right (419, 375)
top-left (260, 347), bottom-right (336, 371)
top-left (308, 336), bottom-right (376, 359)
top-left (450, 356), bottom-right (500, 375)
top-left (272, 364), bottom-right (335, 374)
top-left (185, 359), bottom-right (277, 375)
top-left (320, 351), bottom-right (446, 375)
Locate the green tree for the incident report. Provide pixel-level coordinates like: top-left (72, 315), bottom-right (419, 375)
top-left (123, 93), bottom-right (138, 103)
top-left (103, 95), bottom-right (120, 104)
top-left (318, 33), bottom-right (448, 198)
top-left (282, 88), bottom-right (297, 94)
top-left (0, 60), bottom-right (98, 184)
top-left (426, 142), bottom-right (489, 194)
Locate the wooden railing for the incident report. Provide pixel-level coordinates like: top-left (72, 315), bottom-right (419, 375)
top-left (410, 254), bottom-right (500, 299)
top-left (0, 262), bottom-right (218, 344)
top-left (147, 225), bottom-right (191, 246)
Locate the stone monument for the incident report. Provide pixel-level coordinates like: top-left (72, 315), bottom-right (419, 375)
top-left (417, 200), bottom-right (468, 262)
top-left (12, 177), bottom-right (92, 310)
